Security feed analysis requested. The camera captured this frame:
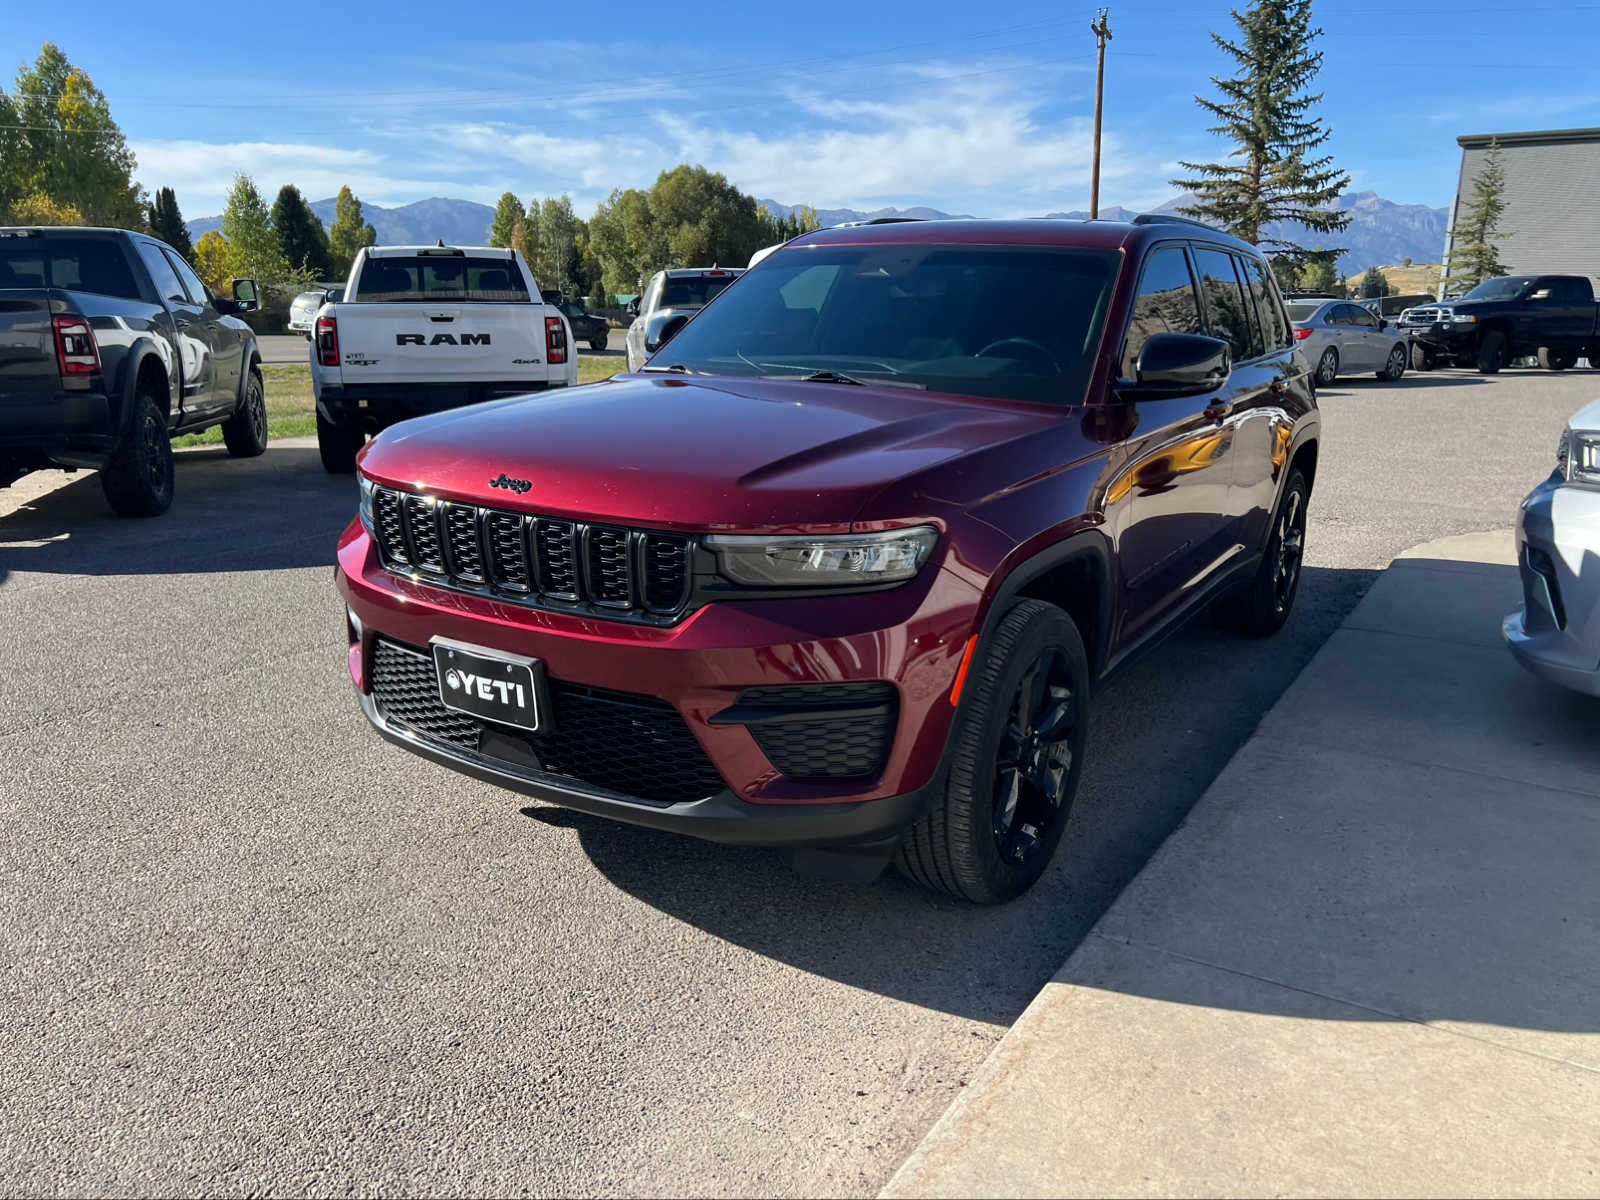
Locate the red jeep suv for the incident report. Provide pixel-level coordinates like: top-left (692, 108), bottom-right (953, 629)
top-left (335, 216), bottom-right (1318, 903)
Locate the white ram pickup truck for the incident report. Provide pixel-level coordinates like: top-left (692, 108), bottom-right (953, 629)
top-left (310, 244), bottom-right (578, 472)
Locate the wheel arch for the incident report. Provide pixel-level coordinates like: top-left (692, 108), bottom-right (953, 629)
top-left (116, 339), bottom-right (174, 433)
top-left (976, 530), bottom-right (1114, 681)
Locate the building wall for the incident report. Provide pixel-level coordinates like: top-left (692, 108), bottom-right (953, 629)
top-left (1445, 131), bottom-right (1600, 290)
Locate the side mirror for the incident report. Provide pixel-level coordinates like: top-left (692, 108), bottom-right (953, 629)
top-left (1380, 319), bottom-right (1390, 331)
top-left (645, 313), bottom-right (690, 354)
top-left (232, 278), bottom-right (260, 312)
top-left (326, 288), bottom-right (343, 304)
top-left (1123, 333), bottom-right (1232, 397)
top-left (627, 297), bottom-right (641, 317)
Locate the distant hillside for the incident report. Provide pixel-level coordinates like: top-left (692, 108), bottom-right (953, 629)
top-left (758, 199), bottom-right (975, 227)
top-left (187, 196), bottom-right (495, 247)
top-left (768, 190), bottom-right (1447, 276)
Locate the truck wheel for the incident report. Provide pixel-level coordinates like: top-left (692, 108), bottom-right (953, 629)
top-left (100, 391), bottom-right (174, 518)
top-left (221, 365), bottom-right (269, 458)
top-left (589, 332), bottom-right (608, 352)
top-left (1215, 466), bottom-right (1308, 637)
top-left (1538, 346), bottom-right (1575, 371)
top-left (896, 598), bottom-right (1088, 905)
top-left (317, 410), bottom-right (362, 474)
top-left (1410, 342), bottom-right (1434, 371)
top-left (1315, 348), bottom-right (1339, 386)
top-left (1476, 330), bottom-right (1508, 374)
top-left (1378, 343), bottom-right (1407, 381)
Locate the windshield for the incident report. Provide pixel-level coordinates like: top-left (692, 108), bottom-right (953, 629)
top-left (648, 244), bottom-right (1118, 404)
top-left (1461, 277), bottom-right (1535, 301)
top-left (1285, 302), bottom-right (1320, 322)
top-left (356, 255), bottom-right (530, 302)
top-left (659, 275), bottom-right (738, 309)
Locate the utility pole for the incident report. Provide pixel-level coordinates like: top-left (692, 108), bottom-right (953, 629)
top-left (1089, 8), bottom-right (1113, 219)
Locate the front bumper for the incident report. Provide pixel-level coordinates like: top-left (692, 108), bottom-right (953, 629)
top-left (335, 520), bottom-right (981, 845)
top-left (1504, 473), bottom-right (1600, 695)
top-left (1400, 322), bottom-right (1477, 355)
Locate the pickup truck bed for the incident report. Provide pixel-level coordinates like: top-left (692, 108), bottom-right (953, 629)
top-left (310, 245), bottom-right (577, 472)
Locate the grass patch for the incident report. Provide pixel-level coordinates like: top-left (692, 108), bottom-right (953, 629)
top-left (174, 355), bottom-right (622, 447)
top-left (173, 363), bottom-right (316, 447)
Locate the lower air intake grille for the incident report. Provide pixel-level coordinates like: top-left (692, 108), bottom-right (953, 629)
top-left (369, 639), bottom-right (725, 805)
top-left (737, 682), bottom-right (899, 780)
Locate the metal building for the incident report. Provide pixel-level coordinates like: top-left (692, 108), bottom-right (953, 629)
top-left (1444, 127), bottom-right (1600, 289)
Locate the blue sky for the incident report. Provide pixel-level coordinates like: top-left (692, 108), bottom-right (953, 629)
top-left (4, 0), bottom-right (1598, 219)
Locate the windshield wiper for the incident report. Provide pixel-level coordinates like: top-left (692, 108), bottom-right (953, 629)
top-left (640, 363), bottom-right (696, 374)
top-left (797, 369), bottom-right (865, 386)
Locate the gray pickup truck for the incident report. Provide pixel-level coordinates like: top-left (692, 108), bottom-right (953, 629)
top-left (0, 226), bottom-right (266, 516)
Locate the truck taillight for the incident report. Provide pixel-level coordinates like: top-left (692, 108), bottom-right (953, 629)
top-left (546, 315), bottom-right (567, 365)
top-left (53, 314), bottom-right (100, 375)
top-left (316, 315), bottom-right (340, 367)
top-left (1294, 327), bottom-right (1313, 340)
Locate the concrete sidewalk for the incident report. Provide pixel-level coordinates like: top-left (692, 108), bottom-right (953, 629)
top-left (886, 532), bottom-right (1600, 1198)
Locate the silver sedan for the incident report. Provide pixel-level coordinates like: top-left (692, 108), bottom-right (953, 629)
top-left (1287, 299), bottom-right (1410, 385)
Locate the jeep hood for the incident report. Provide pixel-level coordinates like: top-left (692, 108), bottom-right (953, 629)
top-left (358, 373), bottom-right (1060, 530)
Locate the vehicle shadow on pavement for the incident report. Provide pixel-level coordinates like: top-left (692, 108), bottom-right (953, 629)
top-left (0, 446), bottom-right (352, 587)
top-left (520, 564), bottom-right (1380, 1025)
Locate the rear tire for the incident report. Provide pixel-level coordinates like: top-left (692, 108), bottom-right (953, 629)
top-left (589, 332), bottom-right (608, 352)
top-left (1315, 348), bottom-right (1339, 386)
top-left (895, 599), bottom-right (1088, 904)
top-left (1538, 346), bottom-right (1575, 371)
top-left (317, 409), bottom-right (362, 474)
top-left (220, 365), bottom-right (269, 457)
top-left (1476, 330), bottom-right (1508, 374)
top-left (100, 391), bottom-right (174, 518)
top-left (1216, 466), bottom-right (1308, 637)
top-left (1410, 342), bottom-right (1433, 371)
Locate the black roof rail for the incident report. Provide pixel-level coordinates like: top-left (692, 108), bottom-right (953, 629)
top-left (1131, 213), bottom-right (1222, 232)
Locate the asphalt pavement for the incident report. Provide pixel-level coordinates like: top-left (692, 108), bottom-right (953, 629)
top-left (0, 365), bottom-right (1594, 1195)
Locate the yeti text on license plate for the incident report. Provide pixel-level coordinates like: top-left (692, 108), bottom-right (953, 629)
top-left (431, 638), bottom-right (543, 732)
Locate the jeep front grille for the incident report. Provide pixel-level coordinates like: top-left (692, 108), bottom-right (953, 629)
top-left (368, 485), bottom-right (693, 620)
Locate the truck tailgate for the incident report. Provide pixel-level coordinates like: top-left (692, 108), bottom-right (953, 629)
top-left (0, 293), bottom-right (60, 398)
top-left (332, 303), bottom-right (553, 383)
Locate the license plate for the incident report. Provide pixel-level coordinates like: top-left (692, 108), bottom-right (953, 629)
top-left (432, 638), bottom-right (544, 732)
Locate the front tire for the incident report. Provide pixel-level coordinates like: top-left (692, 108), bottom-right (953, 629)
top-left (1538, 346), bottom-right (1575, 371)
top-left (1316, 347), bottom-right (1339, 386)
top-left (317, 409), bottom-right (362, 474)
top-left (1378, 343), bottom-right (1407, 381)
top-left (1411, 342), bottom-right (1434, 371)
top-left (100, 392), bottom-right (174, 518)
top-left (1476, 330), bottom-right (1508, 374)
top-left (221, 365), bottom-right (269, 458)
top-left (896, 599), bottom-right (1088, 904)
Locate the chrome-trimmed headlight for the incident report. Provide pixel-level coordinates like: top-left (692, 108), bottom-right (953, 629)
top-left (705, 526), bottom-right (939, 588)
top-left (1443, 310), bottom-right (1476, 324)
top-left (358, 473), bottom-right (376, 533)
top-left (1564, 428), bottom-right (1600, 486)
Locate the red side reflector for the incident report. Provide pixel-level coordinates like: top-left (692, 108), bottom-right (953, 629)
top-left (1294, 327), bottom-right (1313, 340)
top-left (316, 315), bottom-right (340, 366)
top-left (52, 314), bottom-right (100, 375)
top-left (949, 635), bottom-right (979, 706)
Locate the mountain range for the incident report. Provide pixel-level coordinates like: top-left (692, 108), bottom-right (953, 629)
top-left (188, 190), bottom-right (1447, 275)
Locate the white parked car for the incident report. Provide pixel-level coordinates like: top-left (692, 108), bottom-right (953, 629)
top-left (309, 244), bottom-right (576, 472)
top-left (1504, 398), bottom-right (1600, 695)
top-left (288, 287), bottom-right (340, 337)
top-left (625, 268), bottom-right (743, 372)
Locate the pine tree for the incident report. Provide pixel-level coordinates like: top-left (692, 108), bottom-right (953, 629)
top-left (148, 187), bottom-right (193, 261)
top-left (488, 192), bottom-right (524, 247)
top-left (1443, 138), bottom-right (1510, 294)
top-left (327, 185), bottom-right (377, 279)
top-left (1171, 0), bottom-right (1350, 252)
top-left (219, 174), bottom-right (290, 282)
top-left (1358, 266), bottom-right (1389, 298)
top-left (271, 184), bottom-right (331, 278)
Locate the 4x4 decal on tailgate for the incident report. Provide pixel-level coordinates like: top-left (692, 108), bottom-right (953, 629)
top-left (396, 333), bottom-right (491, 346)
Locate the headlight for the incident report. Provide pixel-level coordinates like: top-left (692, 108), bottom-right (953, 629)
top-left (358, 473), bottom-right (376, 532)
top-left (1564, 428), bottom-right (1600, 486)
top-left (706, 526), bottom-right (938, 588)
top-left (1444, 310), bottom-right (1476, 324)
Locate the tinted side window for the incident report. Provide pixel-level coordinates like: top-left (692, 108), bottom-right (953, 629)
top-left (136, 241), bottom-right (188, 304)
top-left (1242, 256), bottom-right (1289, 350)
top-left (1553, 278), bottom-right (1589, 304)
top-left (1120, 245), bottom-right (1203, 377)
top-left (0, 236), bottom-right (141, 299)
top-left (1347, 304), bottom-right (1378, 329)
top-left (164, 249), bottom-right (209, 305)
top-left (1193, 247), bottom-right (1252, 360)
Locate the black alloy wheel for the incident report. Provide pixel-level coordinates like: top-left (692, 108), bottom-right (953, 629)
top-left (1271, 484), bottom-right (1306, 618)
top-left (991, 649), bottom-right (1077, 868)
